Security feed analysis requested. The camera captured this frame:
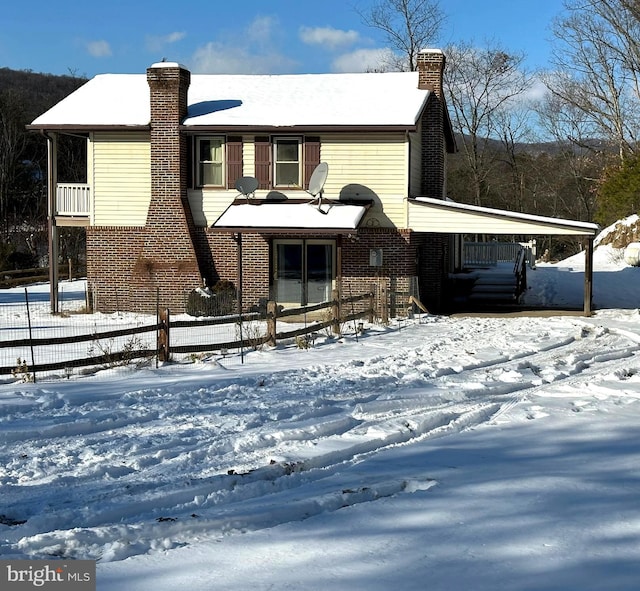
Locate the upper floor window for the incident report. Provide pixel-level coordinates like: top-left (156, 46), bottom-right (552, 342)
top-left (196, 136), bottom-right (224, 187)
top-left (273, 137), bottom-right (302, 187)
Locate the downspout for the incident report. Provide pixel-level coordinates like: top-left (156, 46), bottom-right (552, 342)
top-left (42, 130), bottom-right (59, 314)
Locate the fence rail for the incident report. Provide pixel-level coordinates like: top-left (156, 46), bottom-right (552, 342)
top-left (0, 290), bottom-right (376, 381)
top-left (1, 262), bottom-right (82, 289)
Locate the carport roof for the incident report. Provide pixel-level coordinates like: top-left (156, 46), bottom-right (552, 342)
top-left (408, 197), bottom-right (599, 236)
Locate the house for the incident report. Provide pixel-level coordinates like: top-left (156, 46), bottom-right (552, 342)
top-left (29, 49), bottom-right (598, 317)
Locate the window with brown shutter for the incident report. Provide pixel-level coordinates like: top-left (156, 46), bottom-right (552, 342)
top-left (254, 135), bottom-right (322, 190)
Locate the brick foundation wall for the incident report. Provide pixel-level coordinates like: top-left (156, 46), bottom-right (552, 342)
top-left (411, 232), bottom-right (451, 313)
top-left (87, 227), bottom-right (145, 312)
top-left (205, 230), bottom-right (271, 309)
top-left (158, 227), bottom-right (451, 317)
top-left (340, 228), bottom-right (415, 317)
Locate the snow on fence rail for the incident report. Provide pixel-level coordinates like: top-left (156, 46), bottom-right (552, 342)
top-left (0, 290), bottom-right (375, 382)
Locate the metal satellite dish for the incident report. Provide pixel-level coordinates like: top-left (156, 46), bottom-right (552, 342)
top-left (307, 162), bottom-right (329, 214)
top-left (235, 176), bottom-right (259, 200)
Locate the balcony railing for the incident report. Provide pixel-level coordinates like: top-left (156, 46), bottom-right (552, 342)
top-left (56, 183), bottom-right (90, 216)
top-left (464, 240), bottom-right (536, 269)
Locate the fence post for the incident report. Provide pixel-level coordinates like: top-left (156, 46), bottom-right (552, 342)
top-left (267, 300), bottom-right (278, 346)
top-left (331, 288), bottom-right (341, 335)
top-left (158, 308), bottom-right (170, 362)
top-left (368, 291), bottom-right (374, 323)
top-left (381, 279), bottom-right (389, 325)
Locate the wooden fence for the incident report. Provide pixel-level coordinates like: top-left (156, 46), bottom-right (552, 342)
top-left (0, 290), bottom-right (375, 381)
top-left (0, 261), bottom-right (81, 289)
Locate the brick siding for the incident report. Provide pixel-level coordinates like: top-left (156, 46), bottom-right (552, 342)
top-left (141, 64), bottom-right (203, 313)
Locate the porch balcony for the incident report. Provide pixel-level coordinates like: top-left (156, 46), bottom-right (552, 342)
top-left (56, 183), bottom-right (90, 217)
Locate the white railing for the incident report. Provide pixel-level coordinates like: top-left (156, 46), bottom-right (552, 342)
top-left (464, 242), bottom-right (499, 267)
top-left (56, 183), bottom-right (90, 216)
top-left (464, 241), bottom-right (536, 268)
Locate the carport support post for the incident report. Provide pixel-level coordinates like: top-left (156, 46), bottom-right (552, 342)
top-left (584, 236), bottom-right (594, 316)
top-left (46, 132), bottom-right (59, 314)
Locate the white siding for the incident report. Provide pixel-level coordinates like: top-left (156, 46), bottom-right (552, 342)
top-left (91, 132), bottom-right (151, 226)
top-left (408, 200), bottom-right (597, 236)
top-left (189, 188), bottom-right (232, 226)
top-left (321, 133), bottom-right (409, 228)
top-left (242, 135), bottom-right (255, 177)
top-left (195, 133), bottom-right (411, 228)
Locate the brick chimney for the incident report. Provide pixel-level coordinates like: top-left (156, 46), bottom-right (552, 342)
top-left (133, 62), bottom-right (202, 312)
top-left (417, 49), bottom-right (447, 199)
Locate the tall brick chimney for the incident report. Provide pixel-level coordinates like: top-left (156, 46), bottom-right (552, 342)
top-left (417, 49), bottom-right (447, 199)
top-left (133, 62), bottom-right (202, 312)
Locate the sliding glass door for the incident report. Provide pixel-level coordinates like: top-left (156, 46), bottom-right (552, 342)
top-left (274, 240), bottom-right (335, 305)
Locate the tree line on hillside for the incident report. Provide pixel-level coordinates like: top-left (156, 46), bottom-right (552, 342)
top-left (0, 68), bottom-right (86, 271)
top-left (2, 0), bottom-right (639, 272)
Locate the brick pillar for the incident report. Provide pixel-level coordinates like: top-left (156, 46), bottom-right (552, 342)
top-left (417, 50), bottom-right (446, 199)
top-left (133, 62), bottom-right (202, 312)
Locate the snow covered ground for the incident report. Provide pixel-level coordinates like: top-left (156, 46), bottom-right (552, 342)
top-left (2, 234), bottom-right (640, 590)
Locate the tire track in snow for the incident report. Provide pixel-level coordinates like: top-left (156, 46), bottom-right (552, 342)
top-left (3, 319), bottom-right (640, 561)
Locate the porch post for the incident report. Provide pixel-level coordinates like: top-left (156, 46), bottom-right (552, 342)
top-left (584, 236), bottom-right (594, 316)
top-left (46, 132), bottom-right (59, 314)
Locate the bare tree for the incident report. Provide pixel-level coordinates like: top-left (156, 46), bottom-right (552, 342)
top-left (547, 0), bottom-right (640, 162)
top-left (0, 89), bottom-right (28, 239)
top-left (357, 0), bottom-right (445, 71)
top-left (444, 41), bottom-right (534, 206)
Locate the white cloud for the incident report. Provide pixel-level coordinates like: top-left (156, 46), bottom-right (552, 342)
top-left (191, 42), bottom-right (296, 74)
top-left (523, 77), bottom-right (550, 102)
top-left (189, 16), bottom-right (297, 74)
top-left (331, 48), bottom-right (398, 73)
top-left (246, 15), bottom-right (277, 40)
top-left (86, 40), bottom-right (112, 58)
top-left (146, 31), bottom-right (186, 53)
top-left (299, 26), bottom-right (360, 50)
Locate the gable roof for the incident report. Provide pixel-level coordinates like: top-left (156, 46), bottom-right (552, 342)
top-left (29, 71), bottom-right (431, 131)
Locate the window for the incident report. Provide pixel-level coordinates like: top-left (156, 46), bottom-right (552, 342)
top-left (196, 137), bottom-right (224, 187)
top-left (254, 136), bottom-right (320, 190)
top-left (273, 137), bottom-right (301, 187)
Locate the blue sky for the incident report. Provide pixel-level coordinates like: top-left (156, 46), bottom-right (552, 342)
top-left (1, 0), bottom-right (565, 77)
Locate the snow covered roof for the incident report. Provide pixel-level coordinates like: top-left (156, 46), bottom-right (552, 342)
top-left (212, 200), bottom-right (369, 233)
top-left (30, 71), bottom-right (430, 130)
top-left (409, 197), bottom-right (599, 236)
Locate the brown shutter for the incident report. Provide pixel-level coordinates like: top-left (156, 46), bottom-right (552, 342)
top-left (304, 137), bottom-right (321, 189)
top-left (254, 136), bottom-right (271, 189)
top-left (226, 136), bottom-right (243, 189)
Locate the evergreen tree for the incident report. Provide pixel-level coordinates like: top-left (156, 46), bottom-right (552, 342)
top-left (596, 154), bottom-right (640, 227)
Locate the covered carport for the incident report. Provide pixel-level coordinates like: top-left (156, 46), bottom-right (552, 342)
top-left (408, 197), bottom-right (599, 315)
